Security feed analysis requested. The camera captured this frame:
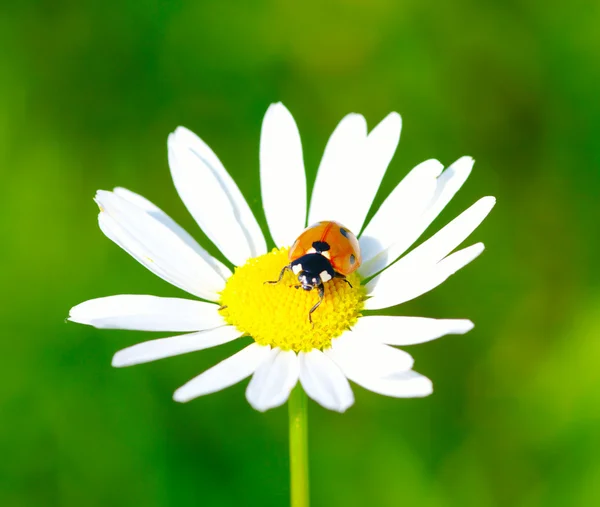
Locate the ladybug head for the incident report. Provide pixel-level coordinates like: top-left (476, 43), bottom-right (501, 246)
top-left (297, 271), bottom-right (321, 291)
top-left (291, 253), bottom-right (335, 291)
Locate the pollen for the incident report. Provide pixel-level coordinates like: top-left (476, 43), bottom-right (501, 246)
top-left (219, 248), bottom-right (365, 352)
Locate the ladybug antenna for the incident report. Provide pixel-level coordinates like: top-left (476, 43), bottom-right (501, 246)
top-left (264, 264), bottom-right (291, 285)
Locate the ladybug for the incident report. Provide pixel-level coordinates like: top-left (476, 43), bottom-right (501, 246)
top-left (266, 221), bottom-right (362, 323)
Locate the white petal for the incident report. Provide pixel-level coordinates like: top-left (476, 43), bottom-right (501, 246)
top-left (96, 191), bottom-right (226, 301)
top-left (366, 195), bottom-right (494, 294)
top-left (322, 112), bottom-right (401, 234)
top-left (326, 333), bottom-right (414, 379)
top-left (168, 127), bottom-right (266, 266)
top-left (359, 156), bottom-right (474, 278)
top-left (113, 187), bottom-right (232, 279)
top-left (298, 350), bottom-right (354, 412)
top-left (308, 113), bottom-right (368, 230)
top-left (358, 159), bottom-right (443, 272)
top-left (325, 339), bottom-right (432, 398)
top-left (69, 295), bottom-right (225, 332)
top-left (400, 196), bottom-right (494, 266)
top-left (246, 348), bottom-right (300, 412)
top-left (365, 243), bottom-right (485, 310)
top-left (350, 370), bottom-right (433, 398)
top-left (112, 326), bottom-right (243, 367)
top-left (350, 315), bottom-right (474, 346)
top-left (173, 343), bottom-right (271, 402)
top-left (260, 103), bottom-right (307, 247)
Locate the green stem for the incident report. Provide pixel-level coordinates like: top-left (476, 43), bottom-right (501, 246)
top-left (289, 385), bottom-right (310, 507)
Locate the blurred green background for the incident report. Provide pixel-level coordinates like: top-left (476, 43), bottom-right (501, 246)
top-left (2, 1), bottom-right (599, 506)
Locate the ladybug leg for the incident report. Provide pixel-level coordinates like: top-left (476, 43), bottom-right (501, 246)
top-left (334, 271), bottom-right (353, 289)
top-left (308, 283), bottom-right (325, 325)
top-left (265, 264), bottom-right (291, 285)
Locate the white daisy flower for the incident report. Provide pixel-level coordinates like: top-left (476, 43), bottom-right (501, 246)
top-left (69, 103), bottom-right (495, 413)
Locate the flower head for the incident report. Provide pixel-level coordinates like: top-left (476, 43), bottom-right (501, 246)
top-left (69, 103), bottom-right (495, 412)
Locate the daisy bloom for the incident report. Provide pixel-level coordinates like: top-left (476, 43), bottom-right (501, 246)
top-left (69, 103), bottom-right (495, 413)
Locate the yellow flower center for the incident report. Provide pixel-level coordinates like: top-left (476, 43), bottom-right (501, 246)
top-left (219, 248), bottom-right (365, 352)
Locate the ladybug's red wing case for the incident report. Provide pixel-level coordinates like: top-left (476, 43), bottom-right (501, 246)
top-left (289, 221), bottom-right (361, 276)
top-left (288, 221), bottom-right (329, 261)
top-left (322, 222), bottom-right (361, 276)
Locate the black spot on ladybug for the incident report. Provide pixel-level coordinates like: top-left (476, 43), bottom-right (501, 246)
top-left (349, 254), bottom-right (356, 265)
top-left (312, 241), bottom-right (330, 252)
top-left (340, 227), bottom-right (350, 238)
